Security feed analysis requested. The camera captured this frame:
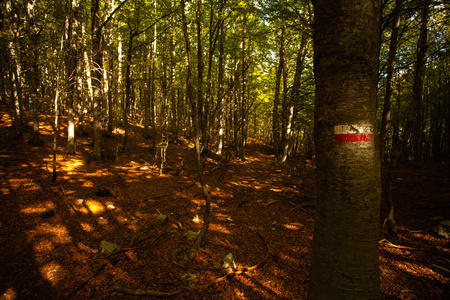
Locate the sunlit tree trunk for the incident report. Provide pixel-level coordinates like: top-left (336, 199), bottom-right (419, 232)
top-left (65, 0), bottom-right (79, 155)
top-left (273, 25), bottom-right (285, 162)
top-left (217, 23), bottom-right (225, 155)
top-left (308, 0), bottom-right (382, 298)
top-left (91, 0), bottom-right (103, 160)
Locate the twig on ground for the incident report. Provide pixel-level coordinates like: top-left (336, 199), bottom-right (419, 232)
top-left (150, 191), bottom-right (178, 200)
top-left (288, 200), bottom-right (308, 213)
top-left (431, 264), bottom-right (450, 274)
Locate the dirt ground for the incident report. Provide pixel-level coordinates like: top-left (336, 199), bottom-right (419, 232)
top-left (0, 109), bottom-right (449, 299)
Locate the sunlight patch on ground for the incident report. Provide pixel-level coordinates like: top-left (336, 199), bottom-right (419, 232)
top-left (28, 223), bottom-right (72, 244)
top-left (113, 215), bottom-right (128, 225)
top-left (137, 142), bottom-right (149, 148)
top-left (279, 251), bottom-right (301, 266)
top-left (1, 287), bottom-right (16, 300)
top-left (85, 200), bottom-right (105, 215)
top-left (33, 239), bottom-right (55, 252)
top-left (97, 216), bottom-right (108, 225)
top-left (78, 207), bottom-right (89, 214)
top-left (81, 181), bottom-right (94, 188)
top-left (282, 222), bottom-right (303, 230)
top-left (233, 288), bottom-right (247, 299)
top-left (60, 158), bottom-right (83, 172)
top-left (209, 223), bottom-right (231, 234)
top-left (2, 178), bottom-right (40, 194)
top-left (80, 222), bottom-right (94, 232)
top-left (40, 261), bottom-right (62, 286)
top-left (20, 202), bottom-right (56, 214)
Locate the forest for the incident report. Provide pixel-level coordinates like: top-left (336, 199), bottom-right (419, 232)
top-left (0, 0), bottom-right (449, 299)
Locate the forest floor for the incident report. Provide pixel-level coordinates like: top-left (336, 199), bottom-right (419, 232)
top-left (0, 108), bottom-right (449, 299)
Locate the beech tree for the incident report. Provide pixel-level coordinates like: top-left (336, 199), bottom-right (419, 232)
top-left (309, 0), bottom-right (382, 298)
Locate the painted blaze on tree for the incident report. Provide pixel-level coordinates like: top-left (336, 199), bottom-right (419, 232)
top-left (308, 0), bottom-right (382, 299)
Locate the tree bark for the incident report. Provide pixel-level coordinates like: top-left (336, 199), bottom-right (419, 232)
top-left (309, 1), bottom-right (382, 299)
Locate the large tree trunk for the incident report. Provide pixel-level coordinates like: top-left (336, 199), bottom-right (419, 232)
top-left (308, 1), bottom-right (382, 299)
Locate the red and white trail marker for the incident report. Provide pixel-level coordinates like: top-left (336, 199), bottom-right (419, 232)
top-left (334, 124), bottom-right (374, 143)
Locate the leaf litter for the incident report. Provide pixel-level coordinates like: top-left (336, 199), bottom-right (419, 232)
top-left (0, 110), bottom-right (448, 299)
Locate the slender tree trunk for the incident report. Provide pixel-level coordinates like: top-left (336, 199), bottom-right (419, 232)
top-left (29, 45), bottom-right (41, 145)
top-left (144, 55), bottom-right (150, 137)
top-left (8, 41), bottom-right (23, 137)
top-left (412, 0), bottom-right (429, 168)
top-left (52, 78), bottom-right (61, 183)
top-left (151, 8), bottom-right (157, 152)
top-left (91, 0), bottom-right (103, 160)
top-left (281, 31), bottom-right (308, 163)
top-left (169, 10), bottom-right (177, 140)
top-left (379, 0), bottom-right (403, 238)
top-left (122, 32), bottom-right (133, 151)
top-left (65, 0), bottom-right (78, 155)
top-left (309, 1), bottom-right (382, 298)
top-left (379, 0), bottom-right (403, 164)
top-left (217, 23), bottom-right (225, 155)
top-left (239, 14), bottom-right (248, 161)
top-left (280, 36), bottom-right (289, 162)
top-left (384, 0), bottom-right (430, 239)
top-left (196, 0), bottom-right (205, 148)
top-left (181, 0), bottom-right (211, 250)
top-left (107, 55), bottom-right (114, 133)
top-left (273, 25), bottom-right (285, 162)
top-left (53, 34), bottom-right (64, 182)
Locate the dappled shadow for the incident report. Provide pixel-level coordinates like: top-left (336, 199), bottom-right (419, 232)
top-left (1, 108), bottom-right (448, 299)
